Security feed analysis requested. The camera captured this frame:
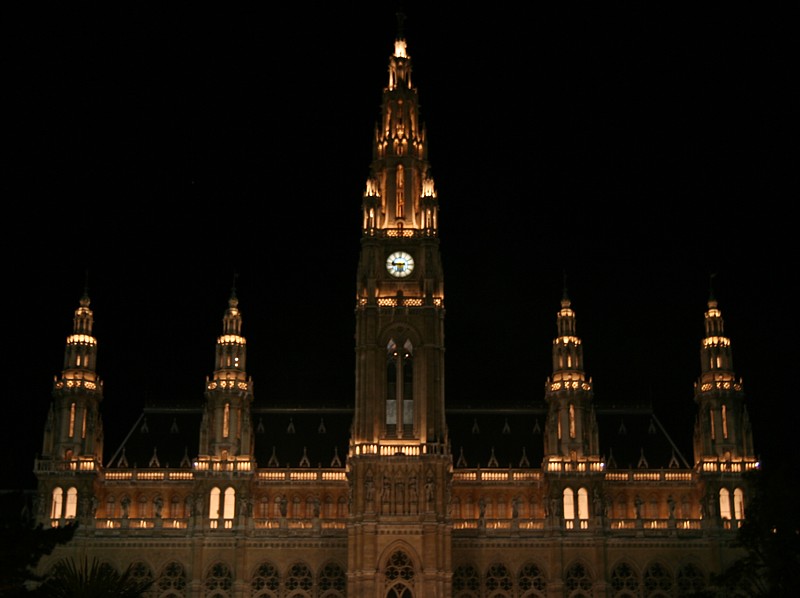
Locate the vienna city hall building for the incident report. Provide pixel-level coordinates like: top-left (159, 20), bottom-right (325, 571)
top-left (32, 20), bottom-right (758, 598)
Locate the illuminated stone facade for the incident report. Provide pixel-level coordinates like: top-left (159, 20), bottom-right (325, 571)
top-left (32, 21), bottom-right (757, 598)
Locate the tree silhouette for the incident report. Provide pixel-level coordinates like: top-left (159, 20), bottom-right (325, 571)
top-left (0, 496), bottom-right (77, 598)
top-left (33, 557), bottom-right (154, 598)
top-left (699, 461), bottom-right (800, 597)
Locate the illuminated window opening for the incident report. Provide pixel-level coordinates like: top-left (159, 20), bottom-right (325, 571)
top-left (722, 404), bottom-right (728, 439)
top-left (223, 403), bottom-right (230, 438)
top-left (709, 410), bottom-right (715, 440)
top-left (81, 409), bottom-right (87, 439)
top-left (65, 487), bottom-right (78, 519)
top-left (51, 487), bottom-right (63, 519)
top-left (209, 487), bottom-right (220, 519)
top-left (223, 487), bottom-right (235, 519)
top-left (734, 488), bottom-right (745, 519)
top-left (403, 346), bottom-right (414, 433)
top-left (386, 341), bottom-right (397, 432)
top-left (577, 488), bottom-right (589, 520)
top-left (719, 488), bottom-right (731, 520)
top-left (396, 165), bottom-right (405, 219)
top-left (557, 416), bottom-right (562, 440)
top-left (563, 488), bottom-right (575, 520)
top-left (569, 404), bottom-right (576, 439)
top-left (69, 403), bottom-right (76, 437)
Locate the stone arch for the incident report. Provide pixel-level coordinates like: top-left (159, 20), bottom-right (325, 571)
top-left (564, 560), bottom-right (594, 598)
top-left (517, 560), bottom-right (547, 597)
top-left (452, 562), bottom-right (480, 598)
top-left (285, 561), bottom-right (314, 597)
top-left (204, 561), bottom-right (233, 597)
top-left (380, 542), bottom-right (419, 598)
top-left (642, 560), bottom-right (673, 597)
top-left (609, 560), bottom-right (640, 597)
top-left (250, 560), bottom-right (280, 597)
top-left (317, 560), bottom-right (346, 598)
top-left (485, 561), bottom-right (513, 596)
top-left (675, 561), bottom-right (706, 597)
top-left (128, 560), bottom-right (155, 597)
top-left (154, 560), bottom-right (187, 597)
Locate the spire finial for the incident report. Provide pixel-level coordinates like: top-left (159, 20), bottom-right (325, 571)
top-left (561, 270), bottom-right (571, 307)
top-left (81, 268), bottom-right (91, 307)
top-left (396, 4), bottom-right (407, 40)
top-left (228, 272), bottom-right (239, 308)
top-left (708, 272), bottom-right (717, 307)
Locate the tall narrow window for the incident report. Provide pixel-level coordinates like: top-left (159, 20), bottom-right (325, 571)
top-left (721, 404), bottom-right (728, 439)
top-left (569, 404), bottom-right (576, 439)
top-left (386, 341), bottom-right (398, 433)
top-left (51, 487), bottom-right (63, 520)
top-left (209, 487), bottom-right (221, 520)
top-left (719, 488), bottom-right (731, 520)
top-left (81, 409), bottom-right (87, 439)
top-left (396, 165), bottom-right (405, 219)
top-left (557, 415), bottom-right (562, 440)
top-left (577, 488), bottom-right (589, 520)
top-left (65, 487), bottom-right (78, 519)
top-left (385, 550), bottom-right (414, 598)
top-left (68, 403), bottom-right (76, 437)
top-left (402, 342), bottom-right (414, 433)
top-left (563, 488), bottom-right (575, 520)
top-left (709, 410), bottom-right (715, 440)
top-left (223, 487), bottom-right (235, 520)
top-left (734, 488), bottom-right (745, 519)
top-left (223, 403), bottom-right (230, 438)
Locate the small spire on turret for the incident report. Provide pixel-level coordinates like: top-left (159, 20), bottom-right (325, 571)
top-left (708, 272), bottom-right (717, 307)
top-left (396, 5), bottom-right (407, 41)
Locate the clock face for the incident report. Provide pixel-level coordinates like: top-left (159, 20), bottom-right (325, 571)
top-left (386, 251), bottom-right (415, 278)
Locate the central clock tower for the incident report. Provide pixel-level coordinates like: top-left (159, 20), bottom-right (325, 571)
top-left (347, 13), bottom-right (451, 597)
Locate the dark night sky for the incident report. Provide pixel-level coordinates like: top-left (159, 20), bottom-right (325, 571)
top-left (4, 3), bottom-right (796, 489)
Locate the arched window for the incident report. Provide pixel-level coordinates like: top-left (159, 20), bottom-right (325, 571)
top-left (453, 564), bottom-right (480, 598)
top-left (251, 561), bottom-right (280, 597)
top-left (286, 562), bottom-right (313, 596)
top-left (318, 561), bottom-right (346, 598)
top-left (223, 487), bottom-right (236, 520)
top-left (128, 561), bottom-right (153, 597)
top-left (386, 340), bottom-right (398, 434)
top-left (386, 339), bottom-right (414, 436)
top-left (643, 562), bottom-right (673, 597)
top-left (204, 562), bottom-right (232, 597)
top-left (209, 487), bottom-right (221, 521)
top-left (719, 488), bottom-right (731, 520)
top-left (563, 488), bottom-right (575, 521)
top-left (485, 562), bottom-right (512, 595)
top-left (518, 562), bottom-right (547, 597)
top-left (69, 403), bottom-right (76, 437)
top-left (50, 487), bottom-right (63, 520)
top-left (564, 562), bottom-right (592, 597)
top-left (733, 488), bottom-right (745, 520)
top-left (676, 563), bottom-right (706, 596)
top-left (156, 561), bottom-right (187, 596)
top-left (577, 488), bottom-right (589, 521)
top-left (569, 404), bottom-right (576, 439)
top-left (65, 487), bottom-right (78, 519)
top-left (384, 550), bottom-right (414, 598)
top-left (610, 561), bottom-right (639, 597)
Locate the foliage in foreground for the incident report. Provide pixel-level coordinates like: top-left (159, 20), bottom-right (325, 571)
top-left (33, 557), bottom-right (154, 598)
